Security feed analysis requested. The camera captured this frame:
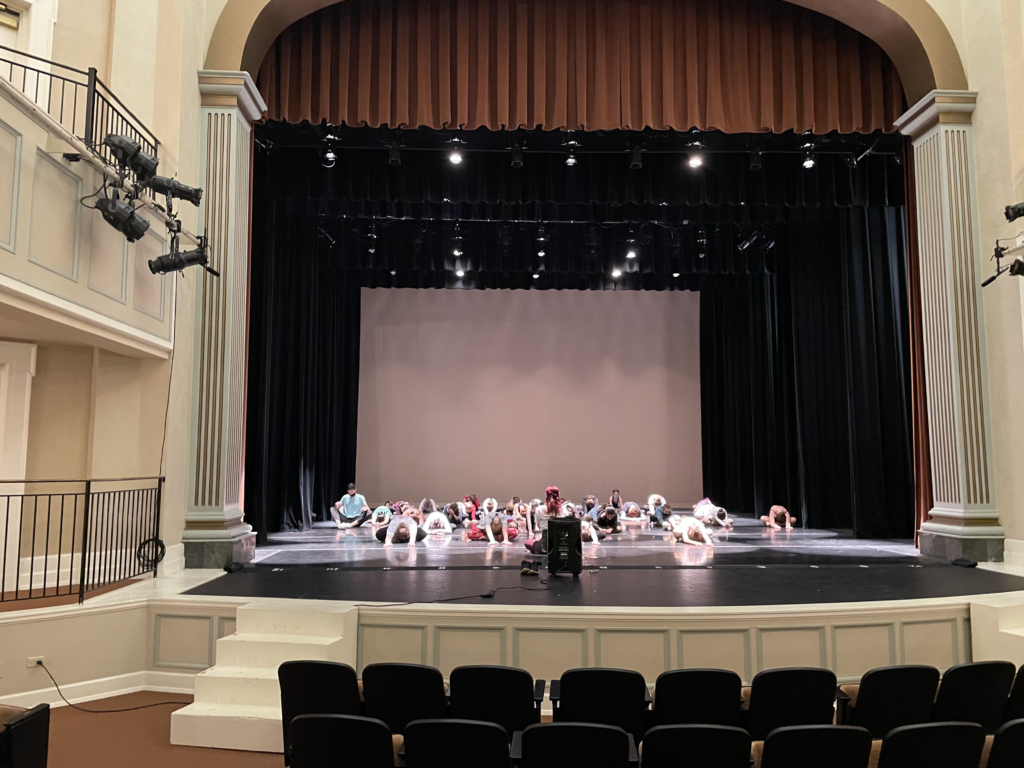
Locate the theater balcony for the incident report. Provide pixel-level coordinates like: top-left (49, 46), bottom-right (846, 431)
top-left (0, 43), bottom-right (174, 360)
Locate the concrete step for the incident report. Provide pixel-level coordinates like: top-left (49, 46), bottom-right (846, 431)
top-left (215, 632), bottom-right (348, 668)
top-left (192, 666), bottom-right (280, 707)
top-left (170, 701), bottom-right (282, 753)
top-left (236, 600), bottom-right (358, 638)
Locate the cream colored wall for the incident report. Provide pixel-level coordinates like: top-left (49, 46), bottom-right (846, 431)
top-left (24, 344), bottom-right (91, 480)
top-left (0, 604), bottom-right (148, 699)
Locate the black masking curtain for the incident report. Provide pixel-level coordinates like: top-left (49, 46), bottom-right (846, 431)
top-left (700, 207), bottom-right (913, 538)
top-left (245, 196), bottom-right (361, 540)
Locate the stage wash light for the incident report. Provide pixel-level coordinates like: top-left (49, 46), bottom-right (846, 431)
top-left (687, 154), bottom-right (703, 168)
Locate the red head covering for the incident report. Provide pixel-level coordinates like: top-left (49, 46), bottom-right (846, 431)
top-left (545, 486), bottom-right (562, 516)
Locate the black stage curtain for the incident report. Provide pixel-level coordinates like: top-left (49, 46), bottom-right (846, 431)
top-left (701, 208), bottom-right (913, 538)
top-left (245, 197), bottom-right (361, 540)
top-left (261, 142), bottom-right (904, 212)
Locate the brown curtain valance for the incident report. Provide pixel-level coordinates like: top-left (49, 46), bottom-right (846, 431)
top-left (257, 0), bottom-right (905, 134)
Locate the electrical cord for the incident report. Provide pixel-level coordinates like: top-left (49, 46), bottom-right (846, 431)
top-left (36, 661), bottom-right (189, 713)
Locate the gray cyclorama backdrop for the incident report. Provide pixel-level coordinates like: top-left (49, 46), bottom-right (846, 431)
top-left (356, 288), bottom-right (702, 505)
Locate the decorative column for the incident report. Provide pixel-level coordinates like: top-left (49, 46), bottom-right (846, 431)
top-left (895, 91), bottom-right (1003, 561)
top-left (182, 72), bottom-right (265, 568)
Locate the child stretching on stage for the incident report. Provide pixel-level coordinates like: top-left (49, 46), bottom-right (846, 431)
top-left (693, 498), bottom-right (733, 529)
top-left (669, 515), bottom-right (714, 546)
top-left (468, 498), bottom-right (515, 545)
top-left (761, 505), bottom-right (796, 530)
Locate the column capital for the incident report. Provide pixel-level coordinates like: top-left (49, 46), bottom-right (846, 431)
top-left (894, 90), bottom-right (978, 141)
top-left (198, 70), bottom-right (267, 127)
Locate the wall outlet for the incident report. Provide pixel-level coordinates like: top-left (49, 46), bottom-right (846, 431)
top-left (26, 656), bottom-right (43, 669)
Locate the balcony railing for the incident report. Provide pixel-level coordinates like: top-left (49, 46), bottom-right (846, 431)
top-left (0, 477), bottom-right (164, 604)
top-left (0, 44), bottom-right (158, 180)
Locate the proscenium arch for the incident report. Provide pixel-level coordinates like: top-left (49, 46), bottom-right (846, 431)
top-left (205, 0), bottom-right (967, 112)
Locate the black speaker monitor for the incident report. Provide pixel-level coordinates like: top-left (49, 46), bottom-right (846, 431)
top-left (548, 518), bottom-right (583, 577)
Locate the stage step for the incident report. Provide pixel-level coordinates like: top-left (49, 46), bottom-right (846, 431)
top-left (215, 632), bottom-right (350, 668)
top-left (170, 600), bottom-right (359, 753)
top-left (170, 701), bottom-right (282, 753)
top-left (191, 666), bottom-right (281, 706)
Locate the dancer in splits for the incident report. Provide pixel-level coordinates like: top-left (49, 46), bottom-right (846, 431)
top-left (669, 515), bottom-right (714, 546)
top-left (761, 505), bottom-right (796, 530)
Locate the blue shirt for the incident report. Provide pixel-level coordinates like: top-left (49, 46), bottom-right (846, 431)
top-left (339, 493), bottom-right (367, 519)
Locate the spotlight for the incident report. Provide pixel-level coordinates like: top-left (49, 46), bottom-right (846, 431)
top-left (103, 135), bottom-right (158, 182)
top-left (146, 176), bottom-right (203, 206)
top-left (322, 146), bottom-right (336, 168)
top-left (510, 146), bottom-right (523, 169)
top-left (630, 148), bottom-right (642, 170)
top-left (368, 221), bottom-right (379, 239)
top-left (672, 272), bottom-right (680, 278)
top-left (537, 225), bottom-right (549, 242)
top-left (1012, 258), bottom-right (1024, 277)
top-left (95, 196), bottom-right (150, 242)
top-left (390, 270), bottom-right (397, 276)
top-left (537, 249), bottom-right (545, 258)
top-left (1005, 202), bottom-right (1024, 223)
top-left (626, 250), bottom-right (637, 259)
top-left (532, 273), bottom-right (540, 279)
top-left (455, 269), bottom-right (465, 277)
top-left (749, 148), bottom-right (763, 171)
top-left (687, 155), bottom-right (703, 168)
top-left (802, 153), bottom-right (816, 169)
top-left (389, 143), bottom-right (401, 166)
top-left (148, 245), bottom-right (208, 275)
top-left (453, 248), bottom-right (463, 256)
top-left (611, 268), bottom-right (622, 278)
top-left (565, 149), bottom-right (577, 167)
top-left (449, 150), bottom-right (463, 165)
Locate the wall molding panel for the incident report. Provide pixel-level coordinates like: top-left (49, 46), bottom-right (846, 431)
top-left (0, 117), bottom-right (22, 254)
top-left (357, 600), bottom-right (975, 684)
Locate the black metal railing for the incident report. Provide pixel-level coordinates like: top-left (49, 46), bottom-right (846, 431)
top-left (0, 477), bottom-right (164, 605)
top-left (0, 44), bottom-right (158, 178)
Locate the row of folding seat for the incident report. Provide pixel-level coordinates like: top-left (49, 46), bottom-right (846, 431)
top-left (278, 659), bottom-right (1024, 767)
top-left (289, 715), bottom-right (1024, 768)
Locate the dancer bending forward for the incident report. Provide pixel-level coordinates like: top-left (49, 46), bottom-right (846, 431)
top-left (669, 516), bottom-right (714, 546)
top-left (761, 505), bottom-right (796, 530)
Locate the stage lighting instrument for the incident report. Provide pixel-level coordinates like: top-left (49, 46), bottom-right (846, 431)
top-left (95, 196), bottom-right (150, 242)
top-left (103, 135), bottom-right (158, 181)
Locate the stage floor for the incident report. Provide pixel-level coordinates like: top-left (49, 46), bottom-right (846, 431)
top-left (185, 517), bottom-right (1024, 607)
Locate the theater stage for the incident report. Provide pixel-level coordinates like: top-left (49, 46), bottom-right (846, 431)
top-left (186, 517), bottom-right (1024, 608)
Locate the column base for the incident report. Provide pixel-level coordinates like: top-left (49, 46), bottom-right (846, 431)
top-left (184, 533), bottom-right (256, 569)
top-left (919, 530), bottom-right (1004, 563)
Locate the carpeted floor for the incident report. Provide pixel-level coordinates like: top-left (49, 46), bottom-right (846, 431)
top-left (48, 692), bottom-right (280, 768)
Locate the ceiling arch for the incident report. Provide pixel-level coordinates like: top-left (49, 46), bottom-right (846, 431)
top-left (204, 0), bottom-right (965, 107)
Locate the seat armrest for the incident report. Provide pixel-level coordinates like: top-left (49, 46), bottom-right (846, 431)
top-left (548, 680), bottom-right (561, 705)
top-left (628, 734), bottom-right (638, 764)
top-left (835, 685), bottom-right (853, 725)
top-left (397, 742), bottom-right (405, 757)
top-left (644, 687), bottom-right (652, 707)
top-left (533, 679), bottom-right (546, 702)
top-left (510, 731), bottom-right (523, 761)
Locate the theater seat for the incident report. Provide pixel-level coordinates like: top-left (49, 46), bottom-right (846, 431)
top-left (760, 725), bottom-right (872, 768)
top-left (836, 665), bottom-right (939, 738)
top-left (0, 703), bottom-right (49, 768)
top-left (290, 714), bottom-right (396, 768)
